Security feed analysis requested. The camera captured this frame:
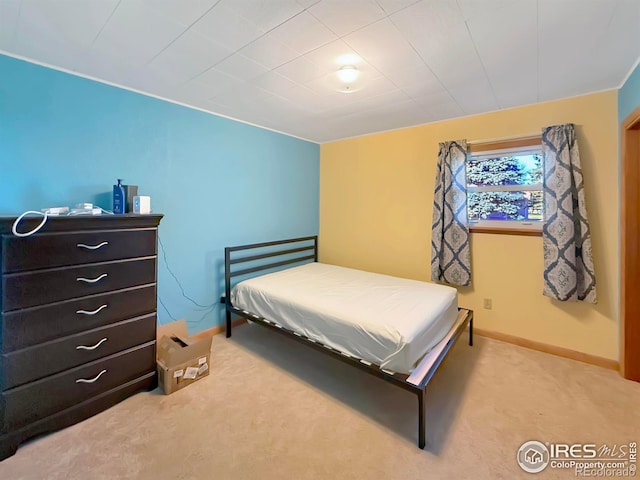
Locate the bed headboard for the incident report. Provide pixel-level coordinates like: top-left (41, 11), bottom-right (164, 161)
top-left (224, 236), bottom-right (318, 305)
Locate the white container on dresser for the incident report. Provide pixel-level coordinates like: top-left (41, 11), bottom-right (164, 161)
top-left (0, 214), bottom-right (163, 460)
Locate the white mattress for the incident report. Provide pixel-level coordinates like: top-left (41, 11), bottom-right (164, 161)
top-left (230, 262), bottom-right (459, 374)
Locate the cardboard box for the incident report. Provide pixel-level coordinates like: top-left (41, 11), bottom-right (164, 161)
top-left (156, 320), bottom-right (212, 395)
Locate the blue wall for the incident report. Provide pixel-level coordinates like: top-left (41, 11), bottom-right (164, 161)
top-left (0, 54), bottom-right (319, 332)
top-left (619, 61), bottom-right (640, 122)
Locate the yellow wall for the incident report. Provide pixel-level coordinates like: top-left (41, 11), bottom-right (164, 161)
top-left (319, 90), bottom-right (619, 361)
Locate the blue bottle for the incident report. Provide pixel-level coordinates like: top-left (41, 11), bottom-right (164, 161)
top-left (113, 179), bottom-right (125, 214)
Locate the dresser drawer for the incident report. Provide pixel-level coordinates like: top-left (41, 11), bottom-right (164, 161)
top-left (2, 229), bottom-right (157, 273)
top-left (1, 314), bottom-right (156, 389)
top-left (1, 285), bottom-right (156, 352)
top-left (2, 258), bottom-right (156, 311)
top-left (1, 342), bottom-right (155, 433)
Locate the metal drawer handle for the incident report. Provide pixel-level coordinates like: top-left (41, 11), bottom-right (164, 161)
top-left (75, 369), bottom-right (107, 384)
top-left (77, 241), bottom-right (109, 250)
top-left (76, 304), bottom-right (108, 316)
top-left (76, 337), bottom-right (108, 351)
top-left (76, 273), bottom-right (108, 283)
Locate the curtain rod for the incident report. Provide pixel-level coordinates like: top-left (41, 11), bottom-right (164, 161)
top-left (467, 132), bottom-right (542, 145)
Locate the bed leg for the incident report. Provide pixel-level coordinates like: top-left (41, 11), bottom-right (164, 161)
top-left (469, 316), bottom-right (473, 347)
top-left (418, 389), bottom-right (426, 449)
top-left (225, 309), bottom-right (232, 338)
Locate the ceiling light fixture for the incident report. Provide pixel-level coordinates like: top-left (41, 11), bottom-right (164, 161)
top-left (336, 65), bottom-right (359, 84)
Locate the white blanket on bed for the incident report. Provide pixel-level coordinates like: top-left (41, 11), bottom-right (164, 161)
top-left (230, 262), bottom-right (459, 374)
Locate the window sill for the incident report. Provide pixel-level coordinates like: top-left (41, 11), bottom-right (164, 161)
top-left (469, 226), bottom-right (542, 237)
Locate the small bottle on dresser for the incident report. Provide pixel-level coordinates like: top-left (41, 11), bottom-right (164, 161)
top-left (113, 179), bottom-right (125, 214)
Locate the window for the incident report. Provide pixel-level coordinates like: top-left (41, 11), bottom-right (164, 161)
top-left (466, 143), bottom-right (543, 233)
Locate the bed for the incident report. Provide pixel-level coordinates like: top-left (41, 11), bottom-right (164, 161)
top-left (223, 236), bottom-right (473, 449)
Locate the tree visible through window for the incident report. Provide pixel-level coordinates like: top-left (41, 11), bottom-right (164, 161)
top-left (466, 147), bottom-right (543, 229)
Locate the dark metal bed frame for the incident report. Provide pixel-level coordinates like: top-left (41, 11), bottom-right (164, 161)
top-left (223, 236), bottom-right (473, 449)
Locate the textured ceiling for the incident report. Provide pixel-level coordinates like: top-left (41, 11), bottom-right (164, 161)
top-left (1, 0), bottom-right (639, 143)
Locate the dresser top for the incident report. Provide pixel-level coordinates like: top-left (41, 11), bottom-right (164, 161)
top-left (0, 214), bottom-right (163, 234)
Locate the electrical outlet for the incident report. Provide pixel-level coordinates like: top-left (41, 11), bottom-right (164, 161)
top-left (483, 298), bottom-right (493, 310)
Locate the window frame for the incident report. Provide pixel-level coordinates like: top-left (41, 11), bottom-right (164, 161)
top-left (466, 137), bottom-right (543, 236)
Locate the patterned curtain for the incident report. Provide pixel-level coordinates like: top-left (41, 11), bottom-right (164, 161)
top-left (542, 124), bottom-right (597, 303)
top-left (431, 140), bottom-right (471, 286)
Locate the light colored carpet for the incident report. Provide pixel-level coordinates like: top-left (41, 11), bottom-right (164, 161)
top-left (1, 324), bottom-right (639, 480)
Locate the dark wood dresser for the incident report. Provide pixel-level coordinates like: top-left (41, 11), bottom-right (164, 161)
top-left (0, 214), bottom-right (163, 460)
